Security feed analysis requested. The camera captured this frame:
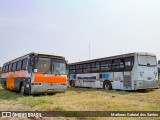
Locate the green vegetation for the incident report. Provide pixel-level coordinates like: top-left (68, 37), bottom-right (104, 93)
top-left (0, 86), bottom-right (159, 120)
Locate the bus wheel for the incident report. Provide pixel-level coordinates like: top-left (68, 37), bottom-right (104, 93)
top-left (20, 83), bottom-right (25, 96)
top-left (70, 80), bottom-right (75, 87)
top-left (104, 81), bottom-right (112, 90)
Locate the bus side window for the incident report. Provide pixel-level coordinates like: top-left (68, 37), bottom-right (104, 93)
top-left (16, 60), bottom-right (22, 71)
top-left (86, 63), bottom-right (91, 72)
top-left (8, 63), bottom-right (13, 72)
top-left (69, 65), bottom-right (75, 74)
top-left (22, 58), bottom-right (28, 70)
top-left (82, 64), bottom-right (87, 73)
top-left (91, 62), bottom-right (100, 72)
top-left (5, 65), bottom-right (9, 73)
top-left (12, 62), bottom-right (17, 72)
top-left (76, 64), bottom-right (82, 74)
top-left (125, 57), bottom-right (134, 71)
top-left (112, 59), bottom-right (124, 72)
top-left (101, 60), bottom-right (112, 72)
top-left (2, 66), bottom-right (5, 73)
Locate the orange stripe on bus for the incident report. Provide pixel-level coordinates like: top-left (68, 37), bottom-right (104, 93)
top-left (34, 74), bottom-right (67, 83)
top-left (6, 78), bottom-right (14, 90)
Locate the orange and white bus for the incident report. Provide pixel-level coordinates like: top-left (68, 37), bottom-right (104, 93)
top-left (1, 52), bottom-right (67, 95)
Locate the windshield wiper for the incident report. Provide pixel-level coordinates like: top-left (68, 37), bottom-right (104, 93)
top-left (43, 66), bottom-right (51, 75)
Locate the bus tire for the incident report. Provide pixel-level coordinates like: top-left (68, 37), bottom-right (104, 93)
top-left (103, 81), bottom-right (112, 90)
top-left (70, 80), bottom-right (75, 87)
top-left (20, 83), bottom-right (25, 96)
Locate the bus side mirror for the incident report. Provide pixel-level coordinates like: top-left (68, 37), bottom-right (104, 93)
top-left (66, 60), bottom-right (68, 69)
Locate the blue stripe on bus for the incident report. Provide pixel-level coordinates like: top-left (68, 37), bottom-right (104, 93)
top-left (77, 76), bottom-right (96, 80)
top-left (70, 74), bottom-right (75, 79)
top-left (99, 73), bottom-right (110, 79)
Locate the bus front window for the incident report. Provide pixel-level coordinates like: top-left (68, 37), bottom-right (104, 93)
top-left (52, 59), bottom-right (66, 75)
top-left (35, 58), bottom-right (51, 74)
top-left (138, 55), bottom-right (157, 66)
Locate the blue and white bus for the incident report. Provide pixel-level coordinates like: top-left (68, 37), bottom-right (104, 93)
top-left (68, 52), bottom-right (159, 90)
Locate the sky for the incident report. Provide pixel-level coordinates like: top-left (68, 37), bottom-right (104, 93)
top-left (0, 0), bottom-right (160, 66)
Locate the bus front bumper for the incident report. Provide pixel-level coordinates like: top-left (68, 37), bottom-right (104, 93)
top-left (134, 80), bottom-right (159, 90)
top-left (31, 83), bottom-right (67, 94)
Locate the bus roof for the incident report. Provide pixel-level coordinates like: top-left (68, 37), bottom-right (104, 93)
top-left (31, 52), bottom-right (65, 58)
top-left (3, 52), bottom-right (65, 66)
top-left (69, 52), bottom-right (156, 65)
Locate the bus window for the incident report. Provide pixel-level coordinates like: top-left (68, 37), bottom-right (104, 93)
top-left (112, 59), bottom-right (124, 72)
top-left (51, 59), bottom-right (66, 75)
top-left (2, 66), bottom-right (5, 73)
top-left (125, 57), bottom-right (134, 71)
top-left (22, 58), bottom-right (28, 70)
top-left (91, 62), bottom-right (100, 72)
top-left (12, 62), bottom-right (17, 71)
top-left (69, 65), bottom-right (76, 74)
top-left (17, 61), bottom-right (22, 70)
top-left (82, 64), bottom-right (87, 73)
top-left (138, 55), bottom-right (157, 66)
top-left (76, 64), bottom-right (82, 74)
top-left (8, 63), bottom-right (13, 72)
top-left (76, 65), bottom-right (79, 69)
top-left (5, 65), bottom-right (9, 73)
top-left (101, 60), bottom-right (112, 72)
top-left (82, 63), bottom-right (91, 73)
top-left (86, 63), bottom-right (91, 72)
top-left (35, 58), bottom-right (51, 74)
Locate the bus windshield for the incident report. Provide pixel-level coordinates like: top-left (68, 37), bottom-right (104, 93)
top-left (52, 59), bottom-right (66, 75)
top-left (35, 58), bottom-right (51, 74)
top-left (35, 58), bottom-right (66, 75)
top-left (138, 55), bottom-right (157, 66)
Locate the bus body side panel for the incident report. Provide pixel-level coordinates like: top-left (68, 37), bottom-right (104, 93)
top-left (14, 70), bottom-right (27, 92)
top-left (14, 77), bottom-right (31, 93)
top-left (1, 78), bottom-right (6, 87)
top-left (99, 72), bottom-right (113, 88)
top-left (111, 72), bottom-right (124, 90)
top-left (12, 58), bottom-right (32, 94)
top-left (74, 73), bottom-right (114, 89)
top-left (75, 73), bottom-right (98, 88)
top-left (1, 73), bottom-right (7, 88)
top-left (6, 72), bottom-right (14, 90)
top-left (72, 71), bottom-right (134, 90)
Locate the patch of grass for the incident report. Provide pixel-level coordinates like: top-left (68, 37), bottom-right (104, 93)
top-left (0, 86), bottom-right (160, 119)
top-left (1, 86), bottom-right (159, 111)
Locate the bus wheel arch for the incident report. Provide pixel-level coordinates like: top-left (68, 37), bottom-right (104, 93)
top-left (103, 80), bottom-right (112, 90)
top-left (70, 80), bottom-right (75, 87)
